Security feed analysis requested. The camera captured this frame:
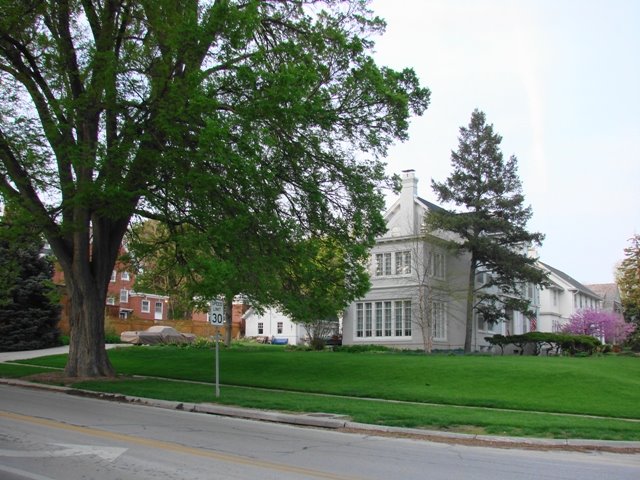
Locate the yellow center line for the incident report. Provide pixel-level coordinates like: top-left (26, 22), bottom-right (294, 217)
top-left (1, 411), bottom-right (362, 480)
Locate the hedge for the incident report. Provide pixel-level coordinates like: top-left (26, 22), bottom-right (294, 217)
top-left (484, 332), bottom-right (601, 356)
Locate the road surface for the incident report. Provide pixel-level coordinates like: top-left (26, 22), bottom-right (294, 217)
top-left (0, 384), bottom-right (638, 479)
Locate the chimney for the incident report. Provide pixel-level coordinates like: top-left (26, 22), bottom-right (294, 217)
top-left (401, 169), bottom-right (418, 197)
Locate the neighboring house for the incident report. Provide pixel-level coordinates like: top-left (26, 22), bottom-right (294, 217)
top-left (106, 266), bottom-right (169, 321)
top-left (585, 283), bottom-right (622, 314)
top-left (536, 262), bottom-right (602, 333)
top-left (53, 249), bottom-right (169, 322)
top-left (243, 307), bottom-right (307, 345)
top-left (342, 170), bottom-right (539, 351)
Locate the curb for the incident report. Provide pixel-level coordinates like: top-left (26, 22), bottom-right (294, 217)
top-left (2, 378), bottom-right (640, 453)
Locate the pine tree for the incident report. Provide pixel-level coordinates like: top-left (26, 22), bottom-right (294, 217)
top-left (0, 210), bottom-right (61, 352)
top-left (427, 109), bottom-right (547, 353)
top-left (616, 234), bottom-right (640, 329)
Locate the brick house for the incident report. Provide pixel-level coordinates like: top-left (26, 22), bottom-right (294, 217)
top-left (52, 253), bottom-right (169, 322)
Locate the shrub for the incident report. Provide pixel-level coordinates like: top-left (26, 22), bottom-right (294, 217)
top-left (485, 332), bottom-right (601, 356)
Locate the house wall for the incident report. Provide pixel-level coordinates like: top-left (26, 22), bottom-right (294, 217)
top-left (244, 307), bottom-right (306, 345)
top-left (343, 170), bottom-right (499, 352)
top-left (537, 263), bottom-right (602, 333)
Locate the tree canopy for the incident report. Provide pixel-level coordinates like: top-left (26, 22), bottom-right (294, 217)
top-left (561, 309), bottom-right (634, 345)
top-left (0, 0), bottom-right (429, 375)
top-left (426, 109), bottom-right (546, 352)
top-left (617, 234), bottom-right (640, 324)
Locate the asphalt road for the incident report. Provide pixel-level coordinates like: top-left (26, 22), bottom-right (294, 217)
top-left (1, 384), bottom-right (639, 480)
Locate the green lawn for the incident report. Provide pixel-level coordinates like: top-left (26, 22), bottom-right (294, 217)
top-left (4, 346), bottom-right (640, 440)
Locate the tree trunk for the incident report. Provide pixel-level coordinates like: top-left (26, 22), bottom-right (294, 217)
top-left (224, 295), bottom-right (233, 346)
top-left (464, 258), bottom-right (477, 353)
top-left (49, 217), bottom-right (128, 378)
top-left (64, 273), bottom-right (115, 377)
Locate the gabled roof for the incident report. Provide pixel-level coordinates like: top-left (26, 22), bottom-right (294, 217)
top-left (538, 261), bottom-right (601, 298)
top-left (416, 196), bottom-right (446, 213)
top-left (585, 283), bottom-right (621, 302)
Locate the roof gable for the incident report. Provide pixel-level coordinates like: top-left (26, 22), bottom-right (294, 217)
top-left (538, 261), bottom-right (601, 298)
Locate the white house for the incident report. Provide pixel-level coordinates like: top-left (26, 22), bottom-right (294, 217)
top-left (243, 307), bottom-right (307, 345)
top-left (342, 170), bottom-right (540, 351)
top-left (536, 262), bottom-right (602, 332)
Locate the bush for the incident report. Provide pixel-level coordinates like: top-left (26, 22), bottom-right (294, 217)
top-left (485, 332), bottom-right (601, 356)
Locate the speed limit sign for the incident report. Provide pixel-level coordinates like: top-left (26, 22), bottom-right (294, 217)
top-left (208, 300), bottom-right (224, 325)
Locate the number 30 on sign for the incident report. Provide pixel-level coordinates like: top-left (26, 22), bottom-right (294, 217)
top-left (208, 300), bottom-right (224, 325)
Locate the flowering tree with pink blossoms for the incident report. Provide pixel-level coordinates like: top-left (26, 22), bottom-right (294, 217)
top-left (562, 309), bottom-right (636, 345)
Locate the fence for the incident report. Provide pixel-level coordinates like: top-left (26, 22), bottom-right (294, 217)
top-left (58, 310), bottom-right (241, 340)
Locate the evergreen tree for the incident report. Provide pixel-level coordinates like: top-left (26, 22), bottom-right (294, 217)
top-left (427, 109), bottom-right (546, 353)
top-left (616, 234), bottom-right (640, 350)
top-left (0, 209), bottom-right (61, 352)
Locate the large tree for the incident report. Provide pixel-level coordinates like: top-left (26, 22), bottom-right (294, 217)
top-left (427, 109), bottom-right (546, 353)
top-left (0, 1), bottom-right (429, 375)
top-left (617, 234), bottom-right (640, 324)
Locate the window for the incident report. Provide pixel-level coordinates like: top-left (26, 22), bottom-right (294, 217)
top-left (375, 302), bottom-right (383, 337)
top-left (258, 322), bottom-right (264, 335)
top-left (432, 301), bottom-right (446, 340)
top-left (477, 312), bottom-right (498, 333)
top-left (277, 322), bottom-right (283, 334)
top-left (121, 271), bottom-right (130, 281)
top-left (403, 301), bottom-right (412, 336)
top-left (375, 253), bottom-right (392, 276)
top-left (429, 251), bottom-right (445, 279)
top-left (384, 301), bottom-right (392, 336)
top-left (552, 290), bottom-right (558, 307)
top-left (141, 300), bottom-right (150, 313)
top-left (365, 303), bottom-right (372, 337)
top-left (106, 296), bottom-right (116, 305)
top-left (394, 301), bottom-right (403, 336)
top-left (119, 289), bottom-right (129, 303)
top-left (355, 300), bottom-right (411, 338)
top-left (375, 251), bottom-right (409, 276)
top-left (111, 270), bottom-right (116, 282)
top-left (395, 251), bottom-right (411, 275)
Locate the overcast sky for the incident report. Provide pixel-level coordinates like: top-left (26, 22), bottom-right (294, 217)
top-left (368, 0), bottom-right (640, 284)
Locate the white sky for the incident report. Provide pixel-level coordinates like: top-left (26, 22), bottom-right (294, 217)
top-left (369, 0), bottom-right (640, 284)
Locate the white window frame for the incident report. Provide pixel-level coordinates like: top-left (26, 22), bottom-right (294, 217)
top-left (111, 270), bottom-right (116, 282)
top-left (257, 322), bottom-right (264, 335)
top-left (121, 271), bottom-right (130, 281)
top-left (141, 300), bottom-right (150, 313)
top-left (277, 322), bottom-right (283, 334)
top-left (119, 289), bottom-right (129, 303)
top-left (429, 251), bottom-right (445, 279)
top-left (375, 251), bottom-right (410, 277)
top-left (395, 251), bottom-right (411, 275)
top-left (432, 301), bottom-right (447, 341)
top-left (355, 300), bottom-right (411, 339)
top-left (106, 296), bottom-right (116, 306)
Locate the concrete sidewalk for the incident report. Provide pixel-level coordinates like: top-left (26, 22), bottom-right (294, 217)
top-left (0, 344), bottom-right (129, 362)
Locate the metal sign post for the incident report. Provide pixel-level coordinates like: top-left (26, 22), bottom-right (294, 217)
top-left (208, 300), bottom-right (225, 398)
top-left (215, 332), bottom-right (220, 398)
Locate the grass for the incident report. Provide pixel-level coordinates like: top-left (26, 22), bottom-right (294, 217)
top-left (3, 345), bottom-right (640, 440)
